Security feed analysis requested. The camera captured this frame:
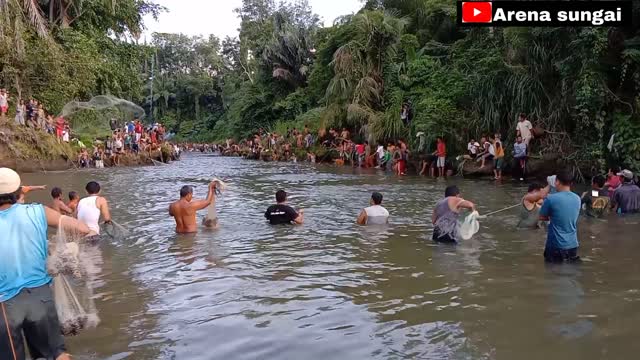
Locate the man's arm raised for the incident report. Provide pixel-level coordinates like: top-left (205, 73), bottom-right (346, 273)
top-left (191, 182), bottom-right (216, 211)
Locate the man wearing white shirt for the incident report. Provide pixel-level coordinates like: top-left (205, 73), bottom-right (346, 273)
top-left (357, 192), bottom-right (390, 225)
top-left (516, 113), bottom-right (533, 146)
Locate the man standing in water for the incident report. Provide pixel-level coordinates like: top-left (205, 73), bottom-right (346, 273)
top-left (357, 192), bottom-right (389, 225)
top-left (265, 190), bottom-right (304, 225)
top-left (50, 187), bottom-right (73, 215)
top-left (517, 183), bottom-right (549, 229)
top-left (539, 170), bottom-right (581, 263)
top-left (77, 181), bottom-right (112, 236)
top-left (432, 186), bottom-right (476, 243)
top-left (0, 167), bottom-right (93, 360)
top-left (169, 182), bottom-right (217, 233)
top-left (612, 170), bottom-right (640, 214)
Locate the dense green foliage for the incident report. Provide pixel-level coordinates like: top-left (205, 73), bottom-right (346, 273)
top-left (3, 0), bottom-right (640, 170)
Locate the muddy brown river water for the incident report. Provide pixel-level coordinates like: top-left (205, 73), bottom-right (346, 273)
top-left (21, 153), bottom-right (640, 360)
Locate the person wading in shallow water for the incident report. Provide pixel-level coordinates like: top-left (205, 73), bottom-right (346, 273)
top-left (265, 190), bottom-right (304, 225)
top-left (357, 192), bottom-right (390, 225)
top-left (169, 182), bottom-right (217, 234)
top-left (0, 168), bottom-right (93, 360)
top-left (76, 181), bottom-right (112, 237)
top-left (539, 170), bottom-right (581, 263)
top-left (432, 186), bottom-right (476, 243)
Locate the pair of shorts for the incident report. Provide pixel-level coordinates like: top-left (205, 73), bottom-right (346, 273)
top-left (495, 158), bottom-right (504, 170)
top-left (437, 157), bottom-right (446, 168)
top-left (544, 247), bottom-right (581, 263)
top-left (0, 106), bottom-right (7, 114)
top-left (0, 285), bottom-right (66, 360)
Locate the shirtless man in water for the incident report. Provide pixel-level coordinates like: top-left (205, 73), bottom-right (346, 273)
top-left (169, 182), bottom-right (216, 233)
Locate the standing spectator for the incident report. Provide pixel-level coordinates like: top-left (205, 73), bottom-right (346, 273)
top-left (26, 99), bottom-right (34, 125)
top-left (134, 119), bottom-right (143, 144)
top-left (62, 125), bottom-right (70, 142)
top-left (434, 137), bottom-right (447, 178)
top-left (36, 103), bottom-right (45, 130)
top-left (516, 113), bottom-right (533, 146)
top-left (0, 88), bottom-right (8, 122)
top-left (493, 141), bottom-right (505, 180)
top-left (45, 114), bottom-right (55, 134)
top-left (14, 99), bottom-right (25, 126)
top-left (55, 116), bottom-right (65, 140)
top-left (513, 136), bottom-right (528, 181)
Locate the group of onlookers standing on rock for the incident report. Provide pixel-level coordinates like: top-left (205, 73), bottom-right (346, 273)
top-left (0, 88), bottom-right (72, 142)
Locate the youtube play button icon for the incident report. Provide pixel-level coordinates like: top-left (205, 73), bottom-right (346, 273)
top-left (461, 2), bottom-right (492, 23)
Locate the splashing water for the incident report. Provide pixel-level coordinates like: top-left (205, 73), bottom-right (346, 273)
top-left (48, 216), bottom-right (100, 336)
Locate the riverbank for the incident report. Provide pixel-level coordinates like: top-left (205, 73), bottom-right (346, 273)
top-left (0, 123), bottom-right (177, 173)
top-left (220, 146), bottom-right (574, 180)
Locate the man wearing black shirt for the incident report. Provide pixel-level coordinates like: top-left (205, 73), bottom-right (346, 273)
top-left (265, 190), bottom-right (304, 225)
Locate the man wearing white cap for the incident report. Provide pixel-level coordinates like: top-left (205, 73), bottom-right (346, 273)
top-left (612, 169), bottom-right (640, 214)
top-left (0, 168), bottom-right (93, 360)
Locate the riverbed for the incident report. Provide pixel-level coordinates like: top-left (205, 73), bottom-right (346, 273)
top-left (22, 153), bottom-right (640, 360)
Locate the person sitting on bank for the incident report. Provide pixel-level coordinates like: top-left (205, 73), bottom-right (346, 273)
top-left (50, 187), bottom-right (73, 215)
top-left (357, 192), bottom-right (390, 225)
top-left (612, 170), bottom-right (640, 214)
top-left (539, 170), bottom-right (581, 263)
top-left (432, 185), bottom-right (476, 243)
top-left (581, 175), bottom-right (610, 218)
top-left (518, 183), bottom-right (550, 229)
top-left (0, 167), bottom-right (93, 360)
top-left (76, 181), bottom-right (112, 236)
top-left (265, 190), bottom-right (304, 225)
top-left (169, 182), bottom-right (217, 233)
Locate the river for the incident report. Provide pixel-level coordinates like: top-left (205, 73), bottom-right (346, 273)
top-left (21, 154), bottom-right (640, 360)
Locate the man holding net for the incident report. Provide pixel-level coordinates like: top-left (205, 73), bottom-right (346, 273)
top-left (0, 168), bottom-right (94, 360)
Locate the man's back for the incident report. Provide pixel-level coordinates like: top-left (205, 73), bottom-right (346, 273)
top-left (170, 200), bottom-right (198, 233)
top-left (0, 203), bottom-right (50, 302)
top-left (265, 204), bottom-right (298, 225)
top-left (540, 191), bottom-right (580, 250)
top-left (614, 184), bottom-right (640, 213)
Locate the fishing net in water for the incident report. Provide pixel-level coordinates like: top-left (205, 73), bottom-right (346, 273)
top-left (48, 216), bottom-right (100, 336)
top-left (103, 220), bottom-right (130, 241)
top-left (203, 178), bottom-right (227, 228)
top-left (458, 211), bottom-right (480, 240)
top-left (60, 95), bottom-right (145, 119)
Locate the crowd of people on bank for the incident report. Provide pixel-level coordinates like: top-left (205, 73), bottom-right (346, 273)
top-left (76, 119), bottom-right (179, 168)
top-left (0, 88), bottom-right (72, 142)
top-left (216, 113), bottom-right (542, 181)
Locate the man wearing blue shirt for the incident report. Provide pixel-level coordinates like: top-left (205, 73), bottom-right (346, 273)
top-left (539, 170), bottom-right (581, 263)
top-left (0, 168), bottom-right (92, 360)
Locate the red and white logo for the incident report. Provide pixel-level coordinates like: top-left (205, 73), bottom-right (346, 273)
top-left (462, 2), bottom-right (493, 23)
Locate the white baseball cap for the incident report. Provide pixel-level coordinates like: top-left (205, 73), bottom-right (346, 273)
top-left (0, 168), bottom-right (21, 195)
top-left (617, 169), bottom-right (634, 180)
